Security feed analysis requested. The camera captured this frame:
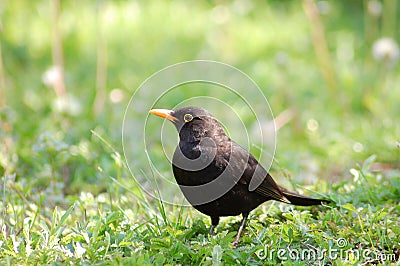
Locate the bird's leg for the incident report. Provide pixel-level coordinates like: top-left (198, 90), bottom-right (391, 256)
top-left (209, 216), bottom-right (219, 235)
top-left (209, 225), bottom-right (215, 235)
top-left (232, 213), bottom-right (249, 247)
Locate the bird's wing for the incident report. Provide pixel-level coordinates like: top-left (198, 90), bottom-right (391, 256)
top-left (227, 142), bottom-right (290, 203)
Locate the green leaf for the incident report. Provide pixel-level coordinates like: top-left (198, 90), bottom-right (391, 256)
top-left (212, 245), bottom-right (223, 266)
top-left (51, 203), bottom-right (76, 236)
top-left (341, 203), bottom-right (357, 213)
top-left (288, 227), bottom-right (293, 240)
top-left (362, 154), bottom-right (376, 172)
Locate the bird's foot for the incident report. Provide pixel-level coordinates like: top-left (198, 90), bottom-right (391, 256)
top-left (232, 232), bottom-right (242, 247)
top-left (232, 238), bottom-right (239, 248)
top-left (209, 225), bottom-right (215, 235)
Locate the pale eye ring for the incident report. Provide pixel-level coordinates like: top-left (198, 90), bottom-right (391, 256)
top-left (183, 113), bottom-right (193, 122)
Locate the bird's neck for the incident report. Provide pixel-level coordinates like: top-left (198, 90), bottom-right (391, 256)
top-left (177, 117), bottom-right (230, 160)
top-left (178, 118), bottom-right (227, 141)
top-left (178, 134), bottom-right (230, 160)
top-left (178, 141), bottom-right (201, 160)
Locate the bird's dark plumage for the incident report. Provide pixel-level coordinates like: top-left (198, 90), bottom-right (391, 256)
top-left (150, 106), bottom-right (330, 246)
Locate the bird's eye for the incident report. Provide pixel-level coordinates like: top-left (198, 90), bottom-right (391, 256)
top-left (183, 113), bottom-right (193, 122)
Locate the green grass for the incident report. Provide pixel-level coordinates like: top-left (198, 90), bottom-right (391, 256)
top-left (1, 0), bottom-right (400, 265)
top-left (1, 153), bottom-right (399, 265)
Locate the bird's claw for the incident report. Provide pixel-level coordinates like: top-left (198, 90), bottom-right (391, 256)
top-left (232, 240), bottom-right (239, 248)
top-left (209, 225), bottom-right (215, 235)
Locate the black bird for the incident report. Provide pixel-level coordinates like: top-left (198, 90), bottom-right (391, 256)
top-left (150, 106), bottom-right (330, 246)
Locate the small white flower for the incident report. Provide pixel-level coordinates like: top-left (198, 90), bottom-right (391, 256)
top-left (372, 37), bottom-right (400, 67)
top-left (10, 234), bottom-right (21, 254)
top-left (317, 1), bottom-right (330, 14)
top-left (52, 94), bottom-right (82, 116)
top-left (80, 191), bottom-right (94, 202)
top-left (368, 0), bottom-right (382, 16)
top-left (42, 66), bottom-right (62, 88)
top-left (97, 193), bottom-right (107, 203)
top-left (109, 89), bottom-right (124, 103)
top-left (56, 245), bottom-right (74, 257)
top-left (75, 242), bottom-right (86, 258)
top-left (353, 142), bottom-right (364, 153)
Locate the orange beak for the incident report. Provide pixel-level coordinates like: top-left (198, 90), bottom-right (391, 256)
top-left (149, 109), bottom-right (178, 122)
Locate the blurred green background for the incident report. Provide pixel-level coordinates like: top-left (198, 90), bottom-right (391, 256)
top-left (1, 1), bottom-right (400, 264)
top-left (0, 0), bottom-right (399, 193)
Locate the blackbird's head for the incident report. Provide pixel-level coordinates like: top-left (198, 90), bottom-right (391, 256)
top-left (150, 106), bottom-right (226, 143)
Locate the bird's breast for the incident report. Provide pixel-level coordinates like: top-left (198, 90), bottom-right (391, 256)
top-left (172, 141), bottom-right (225, 186)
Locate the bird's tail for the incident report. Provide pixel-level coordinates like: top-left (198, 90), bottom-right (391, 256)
top-left (279, 186), bottom-right (330, 206)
